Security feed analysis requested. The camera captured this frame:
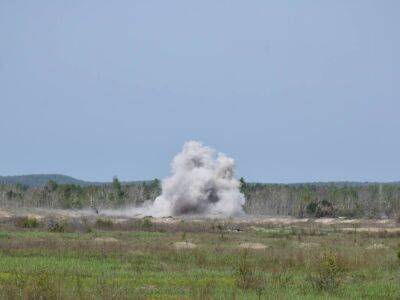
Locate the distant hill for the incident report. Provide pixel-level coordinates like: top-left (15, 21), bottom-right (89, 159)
top-left (0, 174), bottom-right (399, 189)
top-left (0, 174), bottom-right (90, 188)
top-left (0, 174), bottom-right (153, 188)
top-left (250, 181), bottom-right (400, 187)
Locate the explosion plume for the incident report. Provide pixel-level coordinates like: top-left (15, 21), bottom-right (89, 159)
top-left (151, 141), bottom-right (245, 216)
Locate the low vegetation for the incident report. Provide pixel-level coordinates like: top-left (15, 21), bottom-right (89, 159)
top-left (95, 218), bottom-right (114, 229)
top-left (235, 250), bottom-right (265, 294)
top-left (0, 217), bottom-right (399, 299)
top-left (47, 220), bottom-right (65, 233)
top-left (15, 217), bottom-right (39, 228)
top-left (307, 249), bottom-right (345, 292)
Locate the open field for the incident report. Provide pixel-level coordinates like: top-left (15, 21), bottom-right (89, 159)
top-left (0, 210), bottom-right (399, 299)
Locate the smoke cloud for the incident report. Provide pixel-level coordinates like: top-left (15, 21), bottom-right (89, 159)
top-left (150, 141), bottom-right (245, 217)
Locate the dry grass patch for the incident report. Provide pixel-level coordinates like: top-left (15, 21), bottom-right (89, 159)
top-left (173, 241), bottom-right (197, 250)
top-left (366, 243), bottom-right (388, 250)
top-left (93, 237), bottom-right (119, 243)
top-left (238, 242), bottom-right (267, 250)
top-left (297, 242), bottom-right (319, 249)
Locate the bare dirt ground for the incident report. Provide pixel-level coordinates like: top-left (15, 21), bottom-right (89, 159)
top-left (173, 241), bottom-right (197, 249)
top-left (238, 242), bottom-right (267, 250)
top-left (0, 208), bottom-right (399, 232)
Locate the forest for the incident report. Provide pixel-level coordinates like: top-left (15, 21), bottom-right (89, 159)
top-left (1, 177), bottom-right (400, 218)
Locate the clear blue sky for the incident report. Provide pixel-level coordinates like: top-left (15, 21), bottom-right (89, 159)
top-left (1, 1), bottom-right (399, 183)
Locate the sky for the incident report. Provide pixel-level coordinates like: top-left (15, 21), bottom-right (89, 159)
top-left (1, 1), bottom-right (399, 183)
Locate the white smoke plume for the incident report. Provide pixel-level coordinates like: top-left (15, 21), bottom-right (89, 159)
top-left (150, 141), bottom-right (245, 217)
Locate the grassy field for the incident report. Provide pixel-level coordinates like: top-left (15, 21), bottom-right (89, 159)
top-left (0, 215), bottom-right (399, 299)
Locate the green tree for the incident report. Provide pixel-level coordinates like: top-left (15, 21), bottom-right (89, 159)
top-left (112, 176), bottom-right (125, 205)
top-left (112, 176), bottom-right (122, 192)
top-left (239, 177), bottom-right (247, 194)
top-left (150, 178), bottom-right (162, 195)
top-left (45, 180), bottom-right (58, 192)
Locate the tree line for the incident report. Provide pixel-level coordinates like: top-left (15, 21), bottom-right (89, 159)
top-left (1, 177), bottom-right (400, 218)
top-left (0, 177), bottom-right (161, 211)
top-left (240, 178), bottom-right (400, 218)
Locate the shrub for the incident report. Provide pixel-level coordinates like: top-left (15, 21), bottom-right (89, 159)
top-left (308, 249), bottom-right (344, 292)
top-left (216, 223), bottom-right (227, 240)
top-left (306, 200), bottom-right (336, 218)
top-left (57, 184), bottom-right (85, 209)
top-left (16, 217), bottom-right (39, 228)
top-left (211, 221), bottom-right (227, 240)
top-left (190, 278), bottom-right (216, 299)
top-left (235, 251), bottom-right (265, 294)
top-left (0, 272), bottom-right (58, 300)
top-left (306, 201), bottom-right (318, 216)
top-left (141, 217), bottom-right (153, 228)
top-left (96, 218), bottom-right (114, 229)
top-left (181, 231), bottom-right (187, 241)
top-left (396, 214), bottom-right (400, 224)
top-left (48, 220), bottom-right (65, 233)
top-left (28, 272), bottom-right (57, 300)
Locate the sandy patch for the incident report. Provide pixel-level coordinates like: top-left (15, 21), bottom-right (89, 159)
top-left (94, 237), bottom-right (119, 243)
top-left (173, 242), bottom-right (197, 249)
top-left (366, 243), bottom-right (388, 250)
top-left (335, 219), bottom-right (362, 224)
top-left (341, 227), bottom-right (400, 233)
top-left (313, 218), bottom-right (337, 224)
top-left (297, 242), bottom-right (319, 249)
top-left (238, 242), bottom-right (267, 250)
top-left (24, 213), bottom-right (44, 220)
top-left (138, 285), bottom-right (157, 293)
top-left (375, 219), bottom-right (393, 224)
top-left (0, 210), bottom-right (11, 218)
top-left (152, 217), bottom-right (179, 224)
top-left (314, 218), bottom-right (363, 225)
top-left (249, 226), bottom-right (270, 233)
top-left (251, 217), bottom-right (309, 225)
top-left (112, 218), bottom-right (129, 224)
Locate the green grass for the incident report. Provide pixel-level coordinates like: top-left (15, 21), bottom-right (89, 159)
top-left (0, 221), bottom-right (399, 299)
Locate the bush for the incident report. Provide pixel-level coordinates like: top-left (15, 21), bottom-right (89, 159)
top-left (16, 217), bottom-right (39, 228)
top-left (96, 218), bottom-right (114, 229)
top-left (57, 184), bottom-right (85, 209)
top-left (306, 201), bottom-right (318, 216)
top-left (48, 220), bottom-right (65, 233)
top-left (396, 214), bottom-right (400, 224)
top-left (235, 251), bottom-right (265, 294)
top-left (28, 272), bottom-right (57, 300)
top-left (0, 272), bottom-right (57, 300)
top-left (306, 200), bottom-right (336, 218)
top-left (308, 249), bottom-right (344, 292)
top-left (189, 278), bottom-right (216, 299)
top-left (141, 217), bottom-right (153, 228)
